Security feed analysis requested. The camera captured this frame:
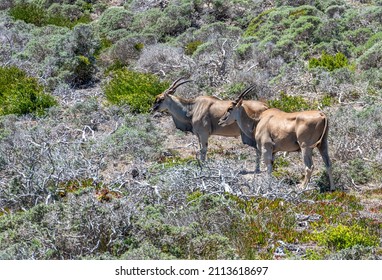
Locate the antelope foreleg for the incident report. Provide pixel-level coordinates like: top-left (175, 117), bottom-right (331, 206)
top-left (301, 148), bottom-right (314, 188)
top-left (255, 148), bottom-right (261, 173)
top-left (197, 133), bottom-right (209, 161)
top-left (262, 143), bottom-right (274, 174)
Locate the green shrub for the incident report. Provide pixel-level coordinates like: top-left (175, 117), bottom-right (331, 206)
top-left (66, 24), bottom-right (99, 86)
top-left (130, 8), bottom-right (163, 35)
top-left (150, 156), bottom-right (197, 172)
top-left (17, 23), bottom-right (99, 88)
top-left (104, 70), bottom-right (169, 113)
top-left (95, 37), bottom-right (113, 58)
top-left (244, 6), bottom-right (323, 60)
top-left (46, 12), bottom-right (91, 29)
top-left (348, 158), bottom-right (372, 185)
top-left (105, 34), bottom-right (155, 68)
top-left (358, 41), bottom-right (382, 70)
top-left (101, 115), bottom-right (164, 160)
top-left (315, 224), bottom-right (379, 250)
top-left (341, 6), bottom-right (382, 34)
top-left (9, 2), bottom-right (46, 27)
top-left (0, 66), bottom-right (57, 116)
top-left (9, 2), bottom-right (91, 28)
top-left (268, 92), bottom-right (311, 112)
top-left (98, 7), bottom-right (133, 36)
top-left (309, 51), bottom-right (349, 71)
top-left (360, 32), bottom-right (382, 53)
top-left (243, 8), bottom-right (274, 38)
top-left (345, 28), bottom-right (373, 48)
top-left (131, 199), bottom-right (239, 259)
top-left (130, 3), bottom-right (193, 41)
top-left (272, 156), bottom-right (295, 180)
top-left (244, 6), bottom-right (321, 39)
top-left (185, 40), bottom-right (203, 56)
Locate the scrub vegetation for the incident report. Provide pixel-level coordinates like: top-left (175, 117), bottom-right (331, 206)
top-left (0, 0), bottom-right (381, 260)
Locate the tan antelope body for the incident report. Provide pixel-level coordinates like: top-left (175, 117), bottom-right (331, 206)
top-left (152, 78), bottom-right (268, 161)
top-left (218, 88), bottom-right (335, 191)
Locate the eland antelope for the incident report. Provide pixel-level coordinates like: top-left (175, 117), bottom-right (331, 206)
top-left (151, 78), bottom-right (268, 161)
top-left (218, 87), bottom-right (335, 191)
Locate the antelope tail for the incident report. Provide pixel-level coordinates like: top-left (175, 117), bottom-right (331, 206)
top-left (310, 115), bottom-right (328, 148)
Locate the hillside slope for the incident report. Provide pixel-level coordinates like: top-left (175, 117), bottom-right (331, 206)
top-left (0, 0), bottom-right (381, 260)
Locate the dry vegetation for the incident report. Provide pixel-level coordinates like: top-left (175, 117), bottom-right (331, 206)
top-left (0, 0), bottom-right (381, 260)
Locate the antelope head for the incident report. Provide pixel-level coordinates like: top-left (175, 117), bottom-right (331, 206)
top-left (218, 84), bottom-right (256, 126)
top-left (151, 77), bottom-right (192, 112)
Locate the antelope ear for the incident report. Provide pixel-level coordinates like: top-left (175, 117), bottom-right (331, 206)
top-left (237, 99), bottom-right (243, 107)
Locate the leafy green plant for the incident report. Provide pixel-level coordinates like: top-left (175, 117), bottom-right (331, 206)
top-left (271, 156), bottom-right (296, 181)
top-left (154, 156), bottom-right (197, 170)
top-left (243, 8), bottom-right (275, 38)
top-left (9, 2), bottom-right (91, 28)
top-left (104, 70), bottom-right (169, 113)
top-left (185, 40), bottom-right (203, 56)
top-left (9, 2), bottom-right (46, 26)
top-left (304, 249), bottom-right (326, 260)
top-left (268, 92), bottom-right (311, 112)
top-left (309, 51), bottom-right (349, 71)
top-left (46, 12), bottom-right (91, 29)
top-left (314, 224), bottom-right (379, 250)
top-left (0, 66), bottom-right (57, 116)
top-left (134, 42), bottom-right (144, 52)
top-left (54, 178), bottom-right (98, 198)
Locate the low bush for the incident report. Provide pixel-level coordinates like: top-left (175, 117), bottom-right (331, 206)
top-left (9, 2), bottom-right (91, 28)
top-left (130, 3), bottom-right (192, 41)
top-left (99, 114), bottom-right (164, 161)
top-left (105, 34), bottom-right (156, 67)
top-left (66, 24), bottom-right (99, 86)
top-left (244, 6), bottom-right (322, 60)
top-left (131, 203), bottom-right (238, 259)
top-left (9, 2), bottom-right (46, 27)
top-left (314, 224), bottom-right (379, 250)
top-left (358, 41), bottom-right (382, 70)
top-left (185, 40), bottom-right (203, 56)
top-left (268, 92), bottom-right (311, 112)
top-left (309, 51), bottom-right (349, 71)
top-left (0, 66), bottom-right (57, 116)
top-left (104, 69), bottom-right (169, 113)
top-left (0, 193), bottom-right (134, 259)
top-left (46, 6), bottom-right (92, 29)
top-left (348, 158), bottom-right (372, 185)
top-left (97, 7), bottom-right (133, 36)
